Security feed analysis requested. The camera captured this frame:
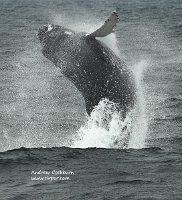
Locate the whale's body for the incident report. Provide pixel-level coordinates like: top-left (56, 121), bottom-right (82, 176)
top-left (38, 12), bottom-right (136, 115)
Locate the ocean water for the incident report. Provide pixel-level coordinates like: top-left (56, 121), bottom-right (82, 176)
top-left (0, 0), bottom-right (182, 199)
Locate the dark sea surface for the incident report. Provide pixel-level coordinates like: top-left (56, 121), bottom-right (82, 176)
top-left (0, 0), bottom-right (182, 199)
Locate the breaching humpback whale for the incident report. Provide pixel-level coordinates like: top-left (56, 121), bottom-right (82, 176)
top-left (38, 12), bottom-right (136, 115)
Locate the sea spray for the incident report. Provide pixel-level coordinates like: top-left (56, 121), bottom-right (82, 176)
top-left (72, 99), bottom-right (133, 149)
top-left (128, 60), bottom-right (148, 149)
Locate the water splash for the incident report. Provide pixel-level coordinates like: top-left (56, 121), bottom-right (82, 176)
top-left (72, 99), bottom-right (132, 149)
top-left (128, 60), bottom-right (149, 149)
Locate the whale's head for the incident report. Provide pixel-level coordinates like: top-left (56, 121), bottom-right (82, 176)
top-left (38, 24), bottom-right (73, 46)
top-left (38, 24), bottom-right (74, 61)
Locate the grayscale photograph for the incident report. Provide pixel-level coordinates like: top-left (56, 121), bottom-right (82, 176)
top-left (0, 0), bottom-right (181, 199)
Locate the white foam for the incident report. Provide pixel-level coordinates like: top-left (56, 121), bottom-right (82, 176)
top-left (72, 99), bottom-right (132, 149)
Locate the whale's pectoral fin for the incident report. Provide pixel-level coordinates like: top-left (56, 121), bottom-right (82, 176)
top-left (88, 11), bottom-right (119, 38)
